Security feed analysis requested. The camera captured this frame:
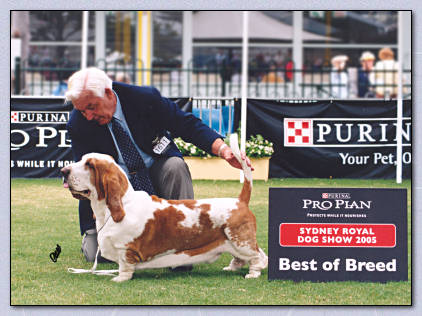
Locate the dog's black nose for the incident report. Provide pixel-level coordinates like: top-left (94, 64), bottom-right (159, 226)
top-left (61, 166), bottom-right (70, 178)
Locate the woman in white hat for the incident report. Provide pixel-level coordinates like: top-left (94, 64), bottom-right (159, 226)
top-left (358, 51), bottom-right (375, 97)
top-left (330, 55), bottom-right (349, 98)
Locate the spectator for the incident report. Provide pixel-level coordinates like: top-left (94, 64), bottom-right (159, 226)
top-left (53, 50), bottom-right (73, 96)
top-left (53, 80), bottom-right (68, 96)
top-left (215, 49), bottom-right (225, 68)
top-left (216, 50), bottom-right (233, 95)
top-left (330, 55), bottom-right (349, 98)
top-left (262, 62), bottom-right (283, 83)
top-left (107, 72), bottom-right (116, 81)
top-left (371, 47), bottom-right (399, 98)
top-left (263, 52), bottom-right (272, 66)
top-left (115, 72), bottom-right (131, 84)
top-left (255, 53), bottom-right (267, 81)
top-left (274, 50), bottom-right (285, 68)
top-left (312, 57), bottom-right (323, 72)
top-left (230, 52), bottom-right (241, 83)
top-left (358, 51), bottom-right (376, 97)
top-left (284, 58), bottom-right (294, 82)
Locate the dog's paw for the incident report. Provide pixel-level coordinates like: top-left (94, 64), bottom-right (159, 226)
top-left (223, 258), bottom-right (246, 271)
top-left (111, 275), bottom-right (131, 282)
top-left (245, 271), bottom-right (261, 279)
top-left (223, 266), bottom-right (237, 271)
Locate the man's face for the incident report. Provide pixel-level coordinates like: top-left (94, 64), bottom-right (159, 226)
top-left (333, 60), bottom-right (346, 71)
top-left (73, 88), bottom-right (116, 125)
top-left (361, 60), bottom-right (374, 71)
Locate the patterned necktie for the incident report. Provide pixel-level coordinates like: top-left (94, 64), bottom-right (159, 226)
top-left (111, 118), bottom-right (155, 195)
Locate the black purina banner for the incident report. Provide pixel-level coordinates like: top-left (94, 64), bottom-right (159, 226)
top-left (268, 188), bottom-right (407, 282)
top-left (11, 98), bottom-right (74, 178)
top-left (10, 97), bottom-right (191, 178)
top-left (11, 97), bottom-right (411, 179)
top-left (239, 99), bottom-right (411, 179)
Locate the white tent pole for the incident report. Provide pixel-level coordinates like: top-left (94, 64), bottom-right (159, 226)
top-left (240, 11), bottom-right (249, 182)
top-left (81, 11), bottom-right (89, 69)
top-left (95, 12), bottom-right (105, 63)
top-left (182, 11), bottom-right (193, 97)
top-left (293, 11), bottom-right (303, 95)
top-left (141, 11), bottom-right (152, 85)
top-left (396, 11), bottom-right (404, 184)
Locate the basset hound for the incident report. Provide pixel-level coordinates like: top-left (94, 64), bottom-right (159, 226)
top-left (62, 134), bottom-right (267, 282)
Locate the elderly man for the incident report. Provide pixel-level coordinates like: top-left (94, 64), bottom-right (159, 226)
top-left (358, 51), bottom-right (376, 97)
top-left (65, 67), bottom-right (250, 269)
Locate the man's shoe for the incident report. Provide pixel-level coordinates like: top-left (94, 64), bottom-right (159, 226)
top-left (169, 265), bottom-right (194, 272)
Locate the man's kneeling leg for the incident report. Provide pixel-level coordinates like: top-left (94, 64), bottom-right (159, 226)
top-left (81, 229), bottom-right (112, 263)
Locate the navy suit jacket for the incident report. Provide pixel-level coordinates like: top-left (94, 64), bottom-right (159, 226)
top-left (67, 82), bottom-right (222, 234)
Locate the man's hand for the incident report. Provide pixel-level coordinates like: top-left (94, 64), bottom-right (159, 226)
top-left (211, 138), bottom-right (254, 171)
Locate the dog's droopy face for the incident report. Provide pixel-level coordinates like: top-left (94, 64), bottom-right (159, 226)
top-left (61, 153), bottom-right (129, 222)
top-left (61, 153), bottom-right (112, 200)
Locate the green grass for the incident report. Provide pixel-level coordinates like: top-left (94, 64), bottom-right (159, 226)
top-left (11, 178), bottom-right (411, 305)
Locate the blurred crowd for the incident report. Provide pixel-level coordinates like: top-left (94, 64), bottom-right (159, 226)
top-left (331, 47), bottom-right (400, 99)
top-left (214, 49), bottom-right (294, 84)
top-left (214, 46), bottom-right (402, 99)
top-left (16, 45), bottom-right (404, 99)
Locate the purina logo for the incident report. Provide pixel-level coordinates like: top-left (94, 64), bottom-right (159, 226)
top-left (322, 193), bottom-right (351, 199)
top-left (283, 118), bottom-right (411, 147)
top-left (11, 111), bottom-right (70, 124)
top-left (284, 119), bottom-right (313, 146)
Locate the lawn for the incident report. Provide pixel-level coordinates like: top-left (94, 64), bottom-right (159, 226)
top-left (10, 178), bottom-right (411, 305)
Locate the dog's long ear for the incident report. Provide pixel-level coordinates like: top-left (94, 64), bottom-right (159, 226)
top-left (103, 170), bottom-right (128, 223)
top-left (85, 158), bottom-right (105, 200)
top-left (86, 157), bottom-right (128, 223)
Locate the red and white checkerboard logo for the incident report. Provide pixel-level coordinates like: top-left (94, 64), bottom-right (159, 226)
top-left (322, 193), bottom-right (329, 199)
top-left (11, 111), bottom-right (19, 123)
top-left (284, 119), bottom-right (313, 146)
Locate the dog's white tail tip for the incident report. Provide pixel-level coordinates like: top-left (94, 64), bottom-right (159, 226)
top-left (229, 133), bottom-right (252, 185)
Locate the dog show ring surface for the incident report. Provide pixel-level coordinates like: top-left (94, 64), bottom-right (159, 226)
top-left (184, 157), bottom-right (270, 180)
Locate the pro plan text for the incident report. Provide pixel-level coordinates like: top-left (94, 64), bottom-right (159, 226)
top-left (302, 199), bottom-right (372, 211)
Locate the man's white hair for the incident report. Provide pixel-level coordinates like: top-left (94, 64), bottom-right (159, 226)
top-left (65, 67), bottom-right (112, 102)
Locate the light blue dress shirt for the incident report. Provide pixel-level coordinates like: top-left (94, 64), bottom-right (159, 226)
top-left (107, 91), bottom-right (155, 173)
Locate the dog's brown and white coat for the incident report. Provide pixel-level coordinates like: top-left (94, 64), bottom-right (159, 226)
top-left (62, 135), bottom-right (267, 282)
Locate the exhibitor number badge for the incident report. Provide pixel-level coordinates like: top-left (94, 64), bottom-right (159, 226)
top-left (152, 136), bottom-right (171, 154)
